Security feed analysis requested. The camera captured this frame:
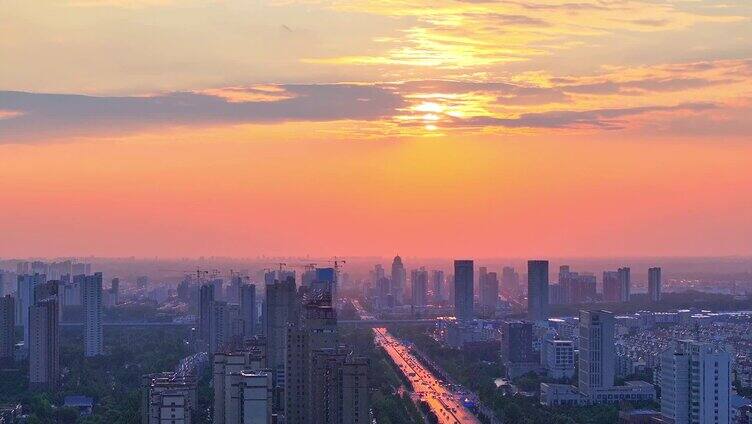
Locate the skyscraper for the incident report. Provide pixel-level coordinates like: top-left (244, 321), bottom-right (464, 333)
top-left (240, 284), bottom-right (256, 338)
top-left (29, 281), bottom-right (59, 390)
top-left (431, 270), bottom-right (445, 304)
top-left (17, 273), bottom-right (46, 347)
top-left (527, 260), bottom-right (549, 321)
top-left (0, 295), bottom-right (14, 365)
top-left (82, 273), bottom-right (104, 357)
top-left (390, 256), bottom-right (406, 305)
top-left (284, 300), bottom-right (338, 424)
top-left (501, 266), bottom-right (519, 298)
top-left (618, 267), bottom-right (630, 302)
top-left (453, 260), bottom-right (474, 321)
top-left (480, 271), bottom-right (499, 314)
top-left (604, 268), bottom-right (630, 302)
top-left (660, 340), bottom-right (730, 424)
top-left (199, 284), bottom-right (215, 342)
top-left (410, 268), bottom-right (428, 307)
top-left (264, 276), bottom-right (297, 381)
top-left (578, 310), bottom-right (615, 398)
top-left (210, 301), bottom-right (230, 354)
top-left (648, 267), bottom-right (661, 302)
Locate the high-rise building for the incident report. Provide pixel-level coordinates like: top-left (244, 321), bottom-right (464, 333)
top-left (17, 273), bottom-right (46, 346)
top-left (480, 271), bottom-right (499, 314)
top-left (500, 320), bottom-right (534, 364)
top-left (501, 266), bottom-right (519, 298)
top-left (240, 284), bottom-right (256, 338)
top-left (0, 270), bottom-right (17, 297)
top-left (210, 301), bottom-right (230, 354)
top-left (527, 260), bottom-right (549, 321)
top-left (309, 348), bottom-right (369, 424)
top-left (453, 260), bottom-right (474, 321)
top-left (603, 268), bottom-right (630, 302)
top-left (410, 268), bottom-right (428, 307)
top-left (390, 256), bottom-right (406, 305)
top-left (477, 266), bottom-right (488, 300)
top-left (578, 310), bottom-right (615, 398)
top-left (82, 273), bottom-right (104, 357)
top-left (212, 340), bottom-right (267, 424)
top-left (29, 281), bottom-right (59, 390)
top-left (223, 370), bottom-right (273, 424)
top-left (544, 339), bottom-right (575, 379)
top-left (0, 295), bottom-right (14, 365)
top-left (199, 284), bottom-right (215, 342)
top-left (648, 267), bottom-right (662, 302)
top-left (431, 270), bottom-right (445, 304)
top-left (264, 276), bottom-right (297, 382)
top-left (284, 300), bottom-right (338, 424)
top-left (660, 340), bottom-right (731, 424)
top-left (142, 372), bottom-right (197, 424)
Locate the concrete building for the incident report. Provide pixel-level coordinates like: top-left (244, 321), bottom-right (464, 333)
top-left (263, 276), bottom-right (297, 383)
top-left (579, 310), bottom-right (615, 397)
top-left (431, 270), bottom-right (445, 304)
top-left (527, 260), bottom-right (549, 321)
top-left (454, 260), bottom-right (474, 321)
top-left (501, 320), bottom-right (539, 378)
top-left (410, 268), bottom-right (428, 307)
top-left (0, 295), bottom-right (15, 365)
top-left (210, 301), bottom-right (230, 354)
top-left (284, 301), bottom-right (338, 424)
top-left (224, 370), bottom-right (273, 424)
top-left (29, 281), bottom-right (59, 390)
top-left (199, 284), bottom-right (214, 342)
top-left (660, 340), bottom-right (731, 424)
top-left (648, 267), bottom-right (662, 302)
top-left (142, 372), bottom-right (197, 424)
top-left (390, 256), bottom-right (406, 305)
top-left (213, 341), bottom-right (267, 424)
top-left (545, 339), bottom-right (575, 379)
top-left (82, 273), bottom-right (104, 357)
top-left (309, 348), bottom-right (369, 424)
top-left (17, 273), bottom-right (46, 346)
top-left (480, 271), bottom-right (499, 315)
top-left (240, 284), bottom-right (256, 338)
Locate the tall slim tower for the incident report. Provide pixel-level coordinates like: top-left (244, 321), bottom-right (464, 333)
top-left (0, 295), bottom-right (14, 365)
top-left (648, 267), bottom-right (662, 302)
top-left (578, 310), bottom-right (615, 398)
top-left (240, 284), bottom-right (256, 338)
top-left (410, 268), bottom-right (428, 307)
top-left (390, 256), bottom-right (406, 305)
top-left (453, 260), bottom-right (474, 321)
top-left (617, 267), bottom-right (631, 302)
top-left (264, 276), bottom-right (297, 382)
top-left (29, 281), bottom-right (59, 390)
top-left (82, 273), bottom-right (104, 357)
top-left (17, 273), bottom-right (46, 347)
top-left (527, 260), bottom-right (549, 321)
top-left (199, 284), bottom-right (214, 342)
top-left (431, 270), bottom-right (445, 304)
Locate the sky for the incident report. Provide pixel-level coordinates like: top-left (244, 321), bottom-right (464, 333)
top-left (1, 0), bottom-right (751, 258)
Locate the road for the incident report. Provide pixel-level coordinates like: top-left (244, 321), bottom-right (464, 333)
top-left (374, 327), bottom-right (481, 424)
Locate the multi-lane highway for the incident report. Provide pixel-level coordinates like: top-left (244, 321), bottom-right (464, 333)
top-left (374, 327), bottom-right (481, 424)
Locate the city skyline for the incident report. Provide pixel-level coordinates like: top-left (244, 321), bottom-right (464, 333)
top-left (2, 1), bottom-right (752, 258)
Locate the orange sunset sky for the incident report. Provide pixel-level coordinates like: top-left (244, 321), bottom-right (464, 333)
top-left (1, 0), bottom-right (751, 258)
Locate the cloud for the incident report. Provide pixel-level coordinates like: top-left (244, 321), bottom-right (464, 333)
top-left (441, 102), bottom-right (716, 129)
top-left (0, 84), bottom-right (404, 143)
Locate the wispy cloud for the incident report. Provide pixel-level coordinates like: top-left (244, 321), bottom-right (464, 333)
top-left (0, 84), bottom-right (404, 143)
